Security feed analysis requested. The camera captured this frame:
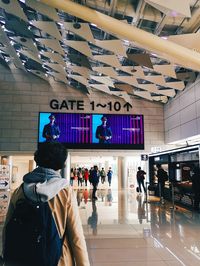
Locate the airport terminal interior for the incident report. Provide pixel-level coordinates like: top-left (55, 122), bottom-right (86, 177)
top-left (1, 0), bottom-right (200, 265)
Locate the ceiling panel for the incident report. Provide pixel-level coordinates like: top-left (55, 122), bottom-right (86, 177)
top-left (0, 0), bottom-right (198, 104)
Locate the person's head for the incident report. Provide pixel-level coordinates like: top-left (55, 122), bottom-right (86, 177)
top-left (156, 164), bottom-right (161, 169)
top-left (34, 143), bottom-right (68, 171)
top-left (138, 167), bottom-right (141, 171)
top-left (49, 114), bottom-right (55, 123)
top-left (101, 116), bottom-right (107, 125)
top-left (94, 165), bottom-right (98, 170)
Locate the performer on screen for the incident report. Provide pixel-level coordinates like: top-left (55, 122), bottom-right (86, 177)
top-left (95, 116), bottom-right (112, 144)
top-left (42, 114), bottom-right (60, 142)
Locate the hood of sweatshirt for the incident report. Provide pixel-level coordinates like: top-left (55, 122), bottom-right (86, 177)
top-left (23, 167), bottom-right (67, 203)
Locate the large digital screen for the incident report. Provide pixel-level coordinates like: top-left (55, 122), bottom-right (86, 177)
top-left (38, 112), bottom-right (144, 150)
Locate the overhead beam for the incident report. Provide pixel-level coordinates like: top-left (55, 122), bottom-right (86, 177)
top-left (40, 0), bottom-right (200, 71)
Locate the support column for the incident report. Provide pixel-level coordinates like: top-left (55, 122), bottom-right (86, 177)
top-left (118, 156), bottom-right (128, 222)
top-left (118, 156), bottom-right (128, 190)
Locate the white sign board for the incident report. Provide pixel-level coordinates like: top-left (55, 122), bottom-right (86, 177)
top-left (0, 191), bottom-right (10, 216)
top-left (0, 165), bottom-right (10, 189)
top-left (151, 147), bottom-right (162, 153)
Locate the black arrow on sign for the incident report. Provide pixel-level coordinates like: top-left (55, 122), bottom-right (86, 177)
top-left (123, 102), bottom-right (132, 111)
top-left (0, 181), bottom-right (8, 187)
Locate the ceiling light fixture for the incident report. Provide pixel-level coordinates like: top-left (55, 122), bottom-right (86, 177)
top-left (73, 22), bottom-right (81, 29)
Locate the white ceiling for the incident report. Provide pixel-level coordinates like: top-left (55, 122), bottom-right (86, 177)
top-left (0, 0), bottom-right (199, 103)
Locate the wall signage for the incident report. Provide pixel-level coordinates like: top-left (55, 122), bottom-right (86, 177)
top-left (0, 191), bottom-right (10, 217)
top-left (0, 165), bottom-right (10, 189)
top-left (50, 99), bottom-right (132, 112)
top-left (141, 154), bottom-right (148, 161)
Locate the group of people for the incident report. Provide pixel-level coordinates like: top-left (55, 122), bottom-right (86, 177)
top-left (70, 166), bottom-right (113, 188)
top-left (70, 167), bottom-right (89, 187)
top-left (136, 164), bottom-right (167, 205)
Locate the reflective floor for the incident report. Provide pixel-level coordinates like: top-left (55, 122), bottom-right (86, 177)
top-left (77, 186), bottom-right (200, 266)
top-left (1, 185), bottom-right (200, 265)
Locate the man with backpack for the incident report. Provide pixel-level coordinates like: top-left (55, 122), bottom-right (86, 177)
top-left (136, 167), bottom-right (146, 194)
top-left (107, 167), bottom-right (113, 186)
top-left (90, 165), bottom-right (100, 200)
top-left (2, 142), bottom-right (90, 266)
top-left (156, 164), bottom-right (168, 204)
top-left (100, 167), bottom-right (106, 184)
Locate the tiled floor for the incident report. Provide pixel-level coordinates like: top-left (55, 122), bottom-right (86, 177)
top-left (1, 185), bottom-right (200, 266)
top-left (77, 187), bottom-right (200, 266)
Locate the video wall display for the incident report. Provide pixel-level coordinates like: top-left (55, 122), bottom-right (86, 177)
top-left (38, 112), bottom-right (144, 150)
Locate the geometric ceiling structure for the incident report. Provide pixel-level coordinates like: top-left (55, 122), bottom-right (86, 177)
top-left (0, 0), bottom-right (199, 104)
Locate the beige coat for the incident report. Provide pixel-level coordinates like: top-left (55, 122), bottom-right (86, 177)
top-left (3, 186), bottom-right (90, 266)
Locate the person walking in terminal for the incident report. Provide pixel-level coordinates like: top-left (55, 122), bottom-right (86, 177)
top-left (84, 168), bottom-right (89, 186)
top-left (100, 167), bottom-right (106, 184)
top-left (191, 167), bottom-right (200, 211)
top-left (156, 164), bottom-right (168, 204)
top-left (2, 142), bottom-right (90, 266)
top-left (91, 165), bottom-right (100, 200)
top-left (95, 116), bottom-right (112, 144)
top-left (136, 167), bottom-right (146, 194)
top-left (70, 167), bottom-right (75, 186)
top-left (42, 114), bottom-right (60, 142)
top-left (107, 167), bottom-right (113, 186)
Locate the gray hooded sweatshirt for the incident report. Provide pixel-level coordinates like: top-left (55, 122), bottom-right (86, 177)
top-left (23, 167), bottom-right (67, 202)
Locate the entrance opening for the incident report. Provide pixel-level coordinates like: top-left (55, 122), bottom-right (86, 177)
top-left (70, 155), bottom-right (118, 190)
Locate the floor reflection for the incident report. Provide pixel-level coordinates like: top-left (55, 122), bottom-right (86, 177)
top-left (77, 187), bottom-right (200, 265)
top-left (88, 200), bottom-right (98, 235)
top-left (2, 187), bottom-right (200, 265)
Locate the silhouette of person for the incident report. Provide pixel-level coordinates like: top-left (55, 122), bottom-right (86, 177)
top-left (107, 167), bottom-right (113, 186)
top-left (137, 195), bottom-right (146, 224)
top-left (100, 168), bottom-right (106, 184)
top-left (156, 164), bottom-right (167, 204)
top-left (88, 200), bottom-right (98, 235)
top-left (95, 116), bottom-right (112, 144)
top-left (136, 167), bottom-right (146, 194)
top-left (42, 114), bottom-right (60, 142)
top-left (90, 165), bottom-right (100, 200)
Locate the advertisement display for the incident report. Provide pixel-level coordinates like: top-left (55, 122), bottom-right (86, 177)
top-left (38, 112), bottom-right (144, 150)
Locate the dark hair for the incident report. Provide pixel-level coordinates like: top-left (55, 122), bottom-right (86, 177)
top-left (34, 143), bottom-right (68, 171)
top-left (101, 116), bottom-right (107, 121)
top-left (156, 164), bottom-right (161, 168)
top-left (138, 167), bottom-right (141, 170)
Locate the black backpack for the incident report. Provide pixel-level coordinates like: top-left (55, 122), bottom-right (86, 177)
top-left (4, 187), bottom-right (64, 266)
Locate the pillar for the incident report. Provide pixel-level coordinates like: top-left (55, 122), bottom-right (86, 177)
top-left (118, 156), bottom-right (128, 189)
